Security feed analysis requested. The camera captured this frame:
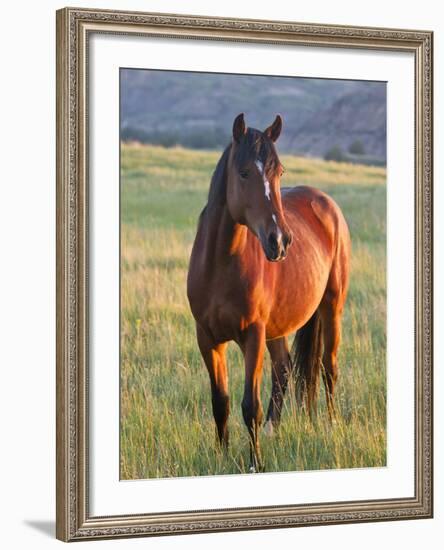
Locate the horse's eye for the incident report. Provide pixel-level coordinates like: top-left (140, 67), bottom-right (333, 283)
top-left (239, 169), bottom-right (249, 179)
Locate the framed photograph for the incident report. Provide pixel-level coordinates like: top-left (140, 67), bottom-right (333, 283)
top-left (56, 7), bottom-right (433, 542)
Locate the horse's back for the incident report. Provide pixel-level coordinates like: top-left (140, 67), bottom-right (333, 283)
top-left (283, 184), bottom-right (347, 230)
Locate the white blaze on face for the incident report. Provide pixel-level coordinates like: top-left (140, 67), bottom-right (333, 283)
top-left (255, 160), bottom-right (271, 201)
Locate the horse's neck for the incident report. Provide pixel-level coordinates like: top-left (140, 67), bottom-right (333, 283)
top-left (202, 203), bottom-right (248, 262)
top-left (201, 148), bottom-right (249, 263)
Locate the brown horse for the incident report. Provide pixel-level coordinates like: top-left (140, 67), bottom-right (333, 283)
top-left (187, 113), bottom-right (350, 471)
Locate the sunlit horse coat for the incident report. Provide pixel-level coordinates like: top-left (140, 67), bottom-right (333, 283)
top-left (187, 114), bottom-right (351, 470)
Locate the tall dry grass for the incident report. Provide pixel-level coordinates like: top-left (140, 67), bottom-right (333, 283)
top-left (120, 144), bottom-right (386, 479)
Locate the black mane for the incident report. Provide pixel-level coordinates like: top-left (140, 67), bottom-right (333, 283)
top-left (206, 143), bottom-right (231, 212)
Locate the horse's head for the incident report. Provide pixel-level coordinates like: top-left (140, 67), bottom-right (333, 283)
top-left (226, 113), bottom-right (293, 262)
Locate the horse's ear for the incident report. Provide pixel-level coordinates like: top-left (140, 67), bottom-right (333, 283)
top-left (232, 113), bottom-right (246, 143)
top-left (264, 114), bottom-right (283, 142)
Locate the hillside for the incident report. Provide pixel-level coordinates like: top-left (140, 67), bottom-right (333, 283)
top-left (291, 86), bottom-right (387, 161)
top-left (121, 69), bottom-right (386, 163)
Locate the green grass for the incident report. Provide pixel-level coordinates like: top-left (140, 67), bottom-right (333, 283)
top-left (120, 143), bottom-right (387, 479)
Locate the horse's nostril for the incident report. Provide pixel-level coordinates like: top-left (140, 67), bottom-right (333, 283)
top-left (268, 233), bottom-right (278, 252)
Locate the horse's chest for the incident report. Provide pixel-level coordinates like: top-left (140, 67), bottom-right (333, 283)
top-left (190, 268), bottom-right (267, 342)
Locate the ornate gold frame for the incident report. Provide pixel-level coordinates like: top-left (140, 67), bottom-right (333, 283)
top-left (56, 7), bottom-right (433, 542)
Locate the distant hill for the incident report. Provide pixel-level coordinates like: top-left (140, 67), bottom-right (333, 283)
top-left (290, 86), bottom-right (386, 161)
top-left (121, 69), bottom-right (386, 164)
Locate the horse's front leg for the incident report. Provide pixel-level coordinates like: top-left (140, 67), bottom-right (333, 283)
top-left (240, 323), bottom-right (266, 472)
top-left (196, 324), bottom-right (230, 448)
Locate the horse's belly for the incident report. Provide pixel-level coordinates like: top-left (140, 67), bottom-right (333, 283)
top-left (266, 255), bottom-right (331, 339)
top-left (266, 292), bottom-right (319, 339)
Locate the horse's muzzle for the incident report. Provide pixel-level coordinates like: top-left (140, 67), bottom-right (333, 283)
top-left (262, 229), bottom-right (292, 262)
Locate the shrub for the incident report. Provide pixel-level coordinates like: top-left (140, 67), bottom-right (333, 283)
top-left (324, 145), bottom-right (345, 162)
top-left (349, 139), bottom-right (365, 155)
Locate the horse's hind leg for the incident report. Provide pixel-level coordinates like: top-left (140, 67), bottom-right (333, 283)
top-left (319, 218), bottom-right (350, 420)
top-left (319, 288), bottom-right (347, 420)
top-left (196, 325), bottom-right (229, 447)
top-left (265, 337), bottom-right (292, 434)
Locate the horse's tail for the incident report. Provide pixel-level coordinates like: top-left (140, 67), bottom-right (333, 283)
top-left (291, 309), bottom-right (323, 414)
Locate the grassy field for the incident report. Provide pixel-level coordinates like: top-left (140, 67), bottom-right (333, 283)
top-left (120, 142), bottom-right (387, 480)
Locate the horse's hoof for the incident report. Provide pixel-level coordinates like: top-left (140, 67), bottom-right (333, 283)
top-left (249, 465), bottom-right (257, 474)
top-left (263, 420), bottom-right (274, 437)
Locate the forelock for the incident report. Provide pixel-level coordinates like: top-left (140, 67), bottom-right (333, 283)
top-left (233, 128), bottom-right (280, 174)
